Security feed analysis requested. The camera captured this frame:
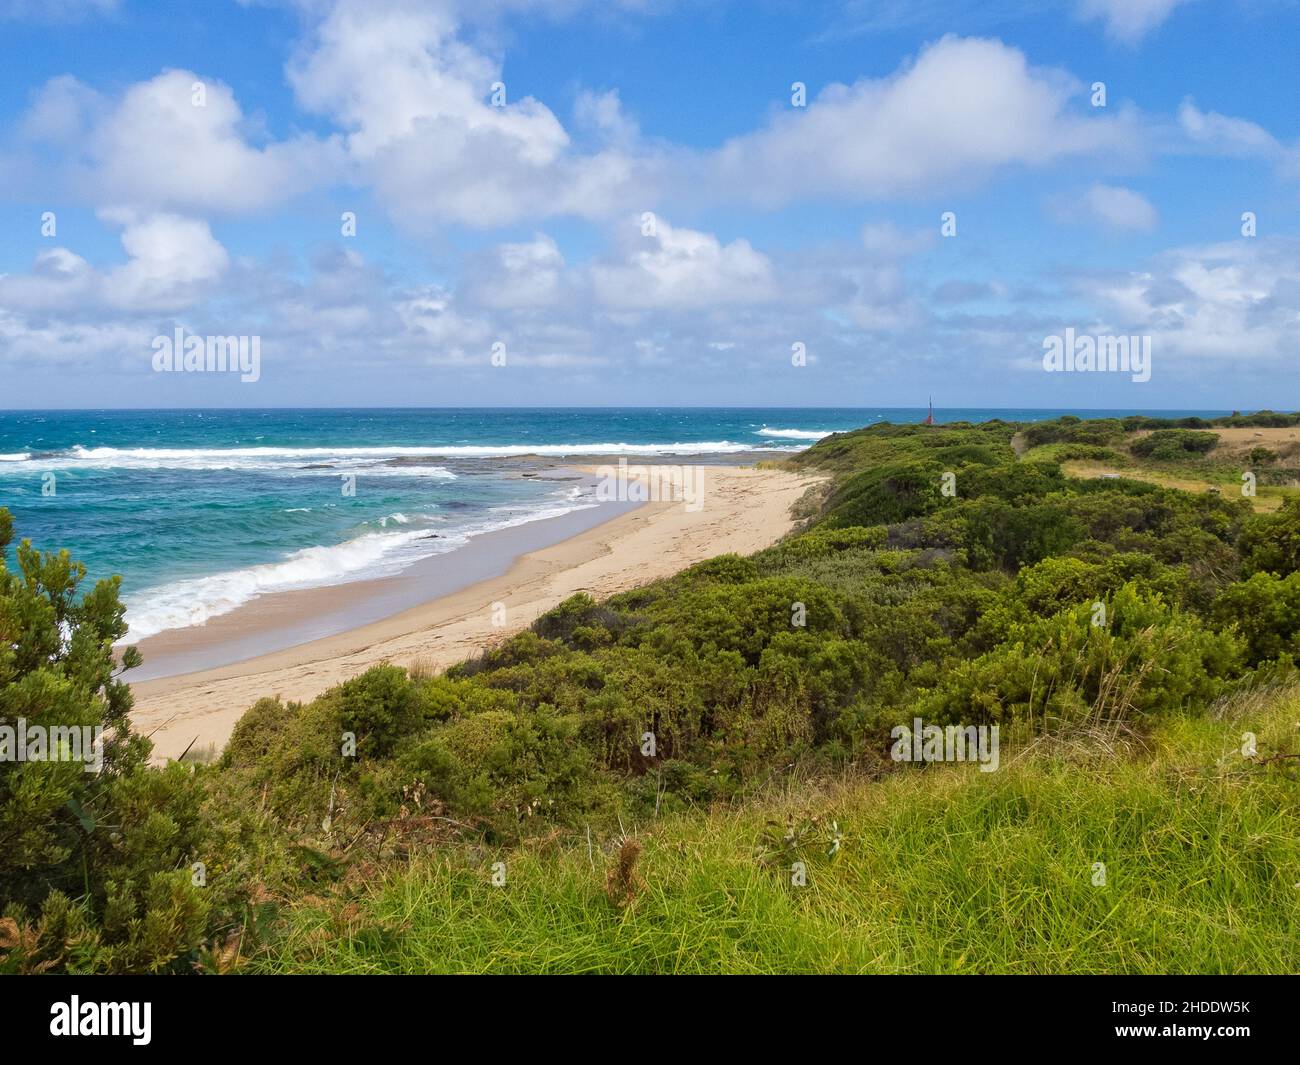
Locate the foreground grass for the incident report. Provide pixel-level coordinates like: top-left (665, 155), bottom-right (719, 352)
top-left (252, 689), bottom-right (1300, 974)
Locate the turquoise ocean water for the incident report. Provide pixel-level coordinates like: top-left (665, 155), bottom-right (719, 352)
top-left (0, 408), bottom-right (1225, 641)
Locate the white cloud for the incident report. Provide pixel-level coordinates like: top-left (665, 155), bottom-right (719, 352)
top-left (573, 89), bottom-right (641, 148)
top-left (590, 219), bottom-right (777, 309)
top-left (1082, 238), bottom-right (1300, 364)
top-left (1077, 0), bottom-right (1194, 43)
top-left (19, 74), bottom-right (105, 142)
top-left (0, 311), bottom-right (146, 370)
top-left (703, 36), bottom-right (1133, 206)
top-left (92, 70), bottom-right (340, 214)
top-left (101, 212), bottom-right (230, 310)
top-left (11, 69), bottom-right (340, 215)
top-left (1081, 183), bottom-right (1158, 231)
top-left (286, 0), bottom-right (645, 228)
top-left (1178, 99), bottom-right (1280, 157)
top-left (0, 213), bottom-right (228, 314)
top-left (461, 235), bottom-right (566, 309)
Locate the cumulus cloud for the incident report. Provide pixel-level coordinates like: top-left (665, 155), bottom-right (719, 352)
top-left (590, 219), bottom-right (777, 310)
top-left (0, 213), bottom-right (228, 314)
top-left (460, 235), bottom-right (567, 309)
top-left (702, 36), bottom-right (1134, 206)
top-left (1077, 0), bottom-right (1194, 43)
top-left (13, 69), bottom-right (341, 214)
top-left (6, 13), bottom-right (1281, 233)
top-left (285, 0), bottom-right (648, 228)
top-left (1080, 238), bottom-right (1300, 364)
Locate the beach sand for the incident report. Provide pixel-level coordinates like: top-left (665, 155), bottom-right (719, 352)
top-left (129, 463), bottom-right (822, 761)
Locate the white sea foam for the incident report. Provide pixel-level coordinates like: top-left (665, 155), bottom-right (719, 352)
top-left (121, 490), bottom-right (599, 642)
top-left (755, 428), bottom-right (841, 440)
top-left (337, 466), bottom-right (459, 479)
top-left (122, 529), bottom-right (432, 640)
top-left (31, 440), bottom-right (788, 466)
top-left (6, 446), bottom-right (458, 479)
top-left (0, 440), bottom-right (811, 478)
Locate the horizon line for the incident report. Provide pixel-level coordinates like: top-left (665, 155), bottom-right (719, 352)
top-left (0, 404), bottom-right (1260, 415)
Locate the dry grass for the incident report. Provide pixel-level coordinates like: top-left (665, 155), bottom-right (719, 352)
top-left (1061, 460), bottom-right (1286, 512)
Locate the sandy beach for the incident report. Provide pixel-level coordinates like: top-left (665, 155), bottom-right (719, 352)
top-left (129, 463), bottom-right (822, 761)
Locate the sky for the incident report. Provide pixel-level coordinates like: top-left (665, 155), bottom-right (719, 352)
top-left (0, 0), bottom-right (1298, 410)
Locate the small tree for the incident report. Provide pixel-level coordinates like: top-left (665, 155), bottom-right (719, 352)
top-left (0, 509), bottom-right (209, 973)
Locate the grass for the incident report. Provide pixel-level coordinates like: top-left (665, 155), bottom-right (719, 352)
top-left (1060, 459), bottom-right (1290, 512)
top-left (1012, 423), bottom-right (1300, 514)
top-left (250, 685), bottom-right (1300, 974)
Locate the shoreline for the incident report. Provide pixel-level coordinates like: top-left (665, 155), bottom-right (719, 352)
top-left (126, 468), bottom-right (638, 683)
top-left (129, 463), bottom-right (823, 761)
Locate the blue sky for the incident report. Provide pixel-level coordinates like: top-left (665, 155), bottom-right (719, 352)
top-left (1, 0), bottom-right (1298, 409)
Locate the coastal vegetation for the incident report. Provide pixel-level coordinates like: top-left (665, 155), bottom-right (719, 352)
top-left (3, 413), bottom-right (1300, 973)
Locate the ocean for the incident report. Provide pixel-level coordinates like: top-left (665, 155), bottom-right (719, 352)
top-left (0, 407), bottom-right (1226, 644)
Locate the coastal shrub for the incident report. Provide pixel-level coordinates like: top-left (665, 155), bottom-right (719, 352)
top-left (1213, 410), bottom-right (1300, 428)
top-left (0, 509), bottom-right (217, 973)
top-left (1239, 499), bottom-right (1300, 577)
top-left (531, 593), bottom-right (638, 645)
top-left (1212, 571), bottom-right (1300, 666)
top-left (1122, 415), bottom-right (1214, 431)
top-left (765, 525), bottom-right (888, 561)
top-left (336, 665), bottom-right (430, 758)
top-left (1130, 429), bottom-right (1218, 460)
top-left (820, 461), bottom-right (946, 527)
top-left (1026, 443), bottom-right (1122, 464)
top-left (985, 552), bottom-right (1188, 633)
top-left (221, 694), bottom-right (346, 828)
top-left (959, 461), bottom-right (1069, 504)
top-left (398, 704), bottom-right (603, 834)
top-left (681, 553), bottom-right (760, 584)
top-left (918, 585), bottom-right (1242, 733)
top-left (962, 499), bottom-right (1084, 571)
top-left (927, 443), bottom-right (1003, 467)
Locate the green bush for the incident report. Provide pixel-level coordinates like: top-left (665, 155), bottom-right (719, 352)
top-left (919, 585), bottom-right (1242, 733)
top-left (1240, 500), bottom-right (1300, 577)
top-left (1213, 571), bottom-right (1300, 665)
top-left (336, 665), bottom-right (430, 759)
top-left (1130, 429), bottom-right (1218, 461)
top-left (0, 510), bottom-right (215, 972)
